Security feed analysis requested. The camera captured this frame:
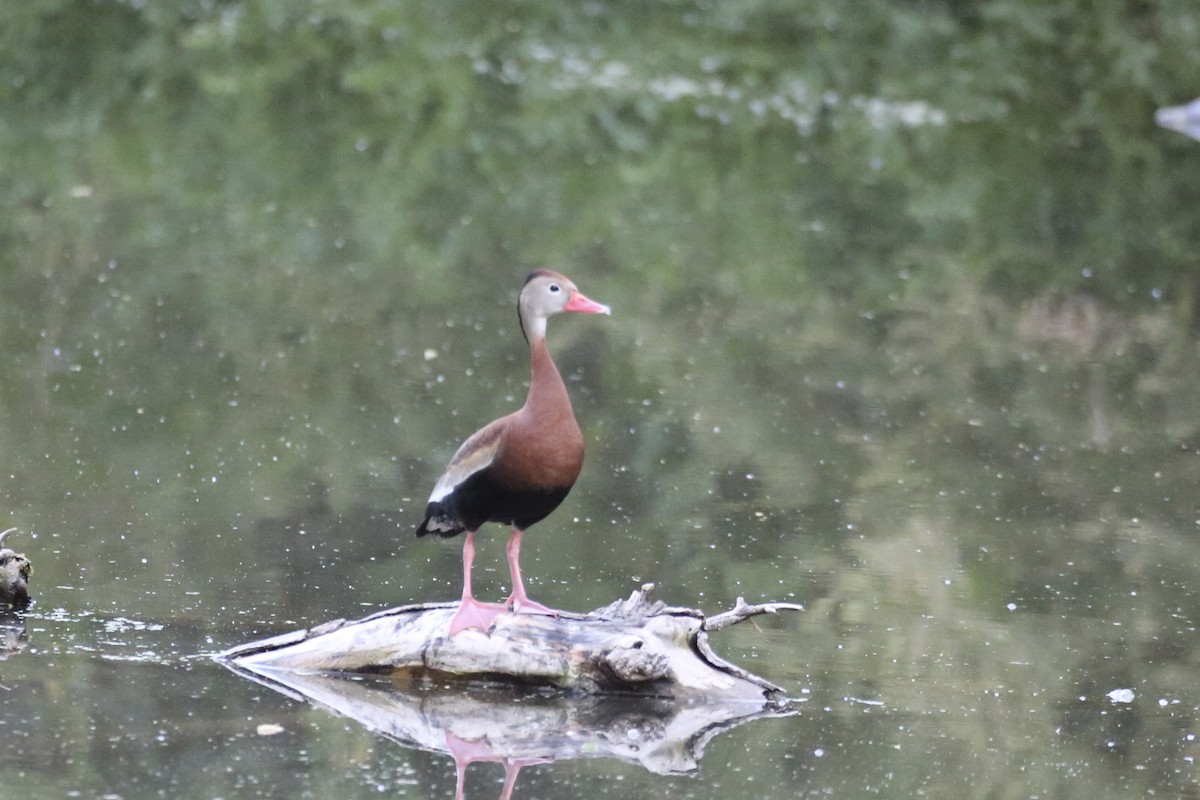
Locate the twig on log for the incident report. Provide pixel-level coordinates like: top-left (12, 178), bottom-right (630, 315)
top-left (705, 595), bottom-right (805, 632)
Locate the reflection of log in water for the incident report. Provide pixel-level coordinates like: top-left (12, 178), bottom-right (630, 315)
top-left (232, 665), bottom-right (792, 775)
top-left (0, 613), bottom-right (27, 663)
top-left (224, 656), bottom-right (793, 797)
top-left (220, 585), bottom-right (800, 701)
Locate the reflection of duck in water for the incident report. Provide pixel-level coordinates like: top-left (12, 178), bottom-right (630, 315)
top-left (1017, 291), bottom-right (1121, 449)
top-left (1156, 98), bottom-right (1200, 142)
top-left (0, 528), bottom-right (31, 611)
top-left (446, 732), bottom-right (551, 800)
top-left (417, 271), bottom-right (610, 636)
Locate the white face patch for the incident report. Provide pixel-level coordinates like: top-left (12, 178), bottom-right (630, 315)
top-left (518, 275), bottom-right (575, 342)
top-left (523, 315), bottom-right (547, 342)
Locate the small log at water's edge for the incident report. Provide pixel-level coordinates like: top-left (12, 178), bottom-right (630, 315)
top-left (219, 584), bottom-right (802, 701)
top-left (0, 529), bottom-right (31, 612)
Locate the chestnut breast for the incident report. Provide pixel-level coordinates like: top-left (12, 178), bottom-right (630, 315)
top-left (492, 405), bottom-right (585, 493)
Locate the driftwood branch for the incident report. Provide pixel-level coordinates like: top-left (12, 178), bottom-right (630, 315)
top-left (220, 584), bottom-right (800, 702)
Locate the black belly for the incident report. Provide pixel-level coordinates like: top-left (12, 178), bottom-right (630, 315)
top-left (417, 467), bottom-right (572, 538)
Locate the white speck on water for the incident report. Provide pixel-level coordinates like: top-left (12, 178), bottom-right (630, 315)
top-left (1006, 602), bottom-right (1017, 611)
top-left (1106, 688), bottom-right (1135, 704)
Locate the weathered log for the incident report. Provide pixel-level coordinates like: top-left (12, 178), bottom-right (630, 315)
top-left (220, 586), bottom-right (800, 792)
top-left (220, 584), bottom-right (801, 702)
top-left (0, 529), bottom-right (31, 611)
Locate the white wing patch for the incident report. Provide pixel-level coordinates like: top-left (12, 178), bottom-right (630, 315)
top-left (428, 427), bottom-right (503, 503)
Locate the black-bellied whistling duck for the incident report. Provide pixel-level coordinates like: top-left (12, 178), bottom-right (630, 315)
top-left (417, 270), bottom-right (610, 635)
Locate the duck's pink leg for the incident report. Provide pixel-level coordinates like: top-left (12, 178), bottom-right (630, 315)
top-left (449, 531), bottom-right (506, 636)
top-left (503, 529), bottom-right (558, 616)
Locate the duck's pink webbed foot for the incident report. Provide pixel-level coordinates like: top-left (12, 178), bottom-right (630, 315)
top-left (448, 531), bottom-right (508, 636)
top-left (448, 595), bottom-right (507, 636)
top-left (505, 592), bottom-right (559, 617)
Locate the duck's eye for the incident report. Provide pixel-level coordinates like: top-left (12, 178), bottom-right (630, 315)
top-left (548, 284), bottom-right (561, 293)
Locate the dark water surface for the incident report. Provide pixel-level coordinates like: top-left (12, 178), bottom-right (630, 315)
top-left (2, 3), bottom-right (1200, 798)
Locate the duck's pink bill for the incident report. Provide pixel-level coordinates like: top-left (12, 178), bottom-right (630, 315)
top-left (565, 291), bottom-right (611, 315)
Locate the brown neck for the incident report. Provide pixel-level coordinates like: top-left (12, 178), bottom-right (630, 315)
top-left (525, 337), bottom-right (574, 420)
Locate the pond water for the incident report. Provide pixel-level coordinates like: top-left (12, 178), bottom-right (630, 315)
top-left (2, 3), bottom-right (1200, 798)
